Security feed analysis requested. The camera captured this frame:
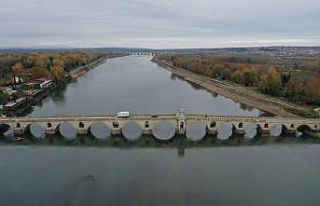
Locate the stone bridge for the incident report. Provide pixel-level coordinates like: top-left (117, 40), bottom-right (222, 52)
top-left (0, 113), bottom-right (319, 141)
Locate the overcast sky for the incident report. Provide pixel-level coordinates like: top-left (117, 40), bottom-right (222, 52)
top-left (1, 0), bottom-right (320, 48)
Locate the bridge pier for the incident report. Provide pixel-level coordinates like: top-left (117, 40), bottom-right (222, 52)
top-left (233, 128), bottom-right (245, 137)
top-left (305, 130), bottom-right (320, 138)
top-left (142, 130), bottom-right (152, 135)
top-left (77, 129), bottom-right (88, 135)
top-left (207, 129), bottom-right (217, 136)
top-left (177, 109), bottom-right (186, 135)
top-left (45, 129), bottom-right (56, 135)
top-left (257, 128), bottom-right (270, 137)
top-left (282, 127), bottom-right (297, 136)
top-left (13, 129), bottom-right (24, 135)
top-left (111, 129), bottom-right (121, 135)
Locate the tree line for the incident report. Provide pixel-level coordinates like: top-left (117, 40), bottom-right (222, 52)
top-left (0, 51), bottom-right (106, 85)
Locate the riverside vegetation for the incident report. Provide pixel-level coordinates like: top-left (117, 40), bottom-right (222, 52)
top-left (155, 51), bottom-right (320, 116)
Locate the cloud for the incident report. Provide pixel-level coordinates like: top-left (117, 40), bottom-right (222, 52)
top-left (0, 0), bottom-right (319, 48)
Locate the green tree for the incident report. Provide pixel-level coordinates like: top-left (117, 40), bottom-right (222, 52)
top-left (0, 90), bottom-right (10, 105)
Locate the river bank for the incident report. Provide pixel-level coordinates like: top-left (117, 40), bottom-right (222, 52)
top-left (153, 58), bottom-right (316, 118)
top-left (70, 53), bottom-right (128, 80)
top-left (2, 53), bottom-right (129, 117)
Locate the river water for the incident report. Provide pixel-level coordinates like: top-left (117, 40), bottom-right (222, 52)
top-left (1, 55), bottom-right (320, 206)
top-left (28, 55), bottom-right (262, 116)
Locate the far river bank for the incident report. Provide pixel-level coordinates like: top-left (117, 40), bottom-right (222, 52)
top-left (70, 53), bottom-right (129, 80)
top-left (153, 58), bottom-right (316, 118)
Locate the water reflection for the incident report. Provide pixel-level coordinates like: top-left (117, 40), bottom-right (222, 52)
top-left (211, 92), bottom-right (218, 98)
top-left (51, 85), bottom-right (67, 102)
top-left (239, 103), bottom-right (255, 112)
top-left (59, 122), bottom-right (77, 141)
top-left (1, 144), bottom-right (320, 206)
top-left (90, 123), bottom-right (111, 140)
top-left (271, 124), bottom-right (282, 137)
top-left (244, 123), bottom-right (258, 139)
top-left (188, 81), bottom-right (204, 90)
top-left (29, 123), bottom-right (46, 140)
top-left (170, 74), bottom-right (177, 80)
top-left (122, 122), bottom-right (142, 141)
top-left (186, 122), bottom-right (207, 141)
top-left (217, 122), bottom-right (233, 140)
top-left (152, 122), bottom-right (176, 141)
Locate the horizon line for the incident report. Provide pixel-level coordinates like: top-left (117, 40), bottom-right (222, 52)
top-left (1, 45), bottom-right (320, 51)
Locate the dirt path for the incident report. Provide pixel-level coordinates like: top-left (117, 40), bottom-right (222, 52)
top-left (154, 60), bottom-right (315, 118)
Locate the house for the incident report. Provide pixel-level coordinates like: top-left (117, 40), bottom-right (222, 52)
top-left (30, 77), bottom-right (53, 88)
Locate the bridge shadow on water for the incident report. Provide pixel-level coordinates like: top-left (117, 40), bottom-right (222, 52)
top-left (1, 133), bottom-right (320, 157)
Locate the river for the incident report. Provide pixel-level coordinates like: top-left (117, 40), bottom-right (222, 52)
top-left (1, 55), bottom-right (320, 206)
top-left (28, 55), bottom-right (262, 116)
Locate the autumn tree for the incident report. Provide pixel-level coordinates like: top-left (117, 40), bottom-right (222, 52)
top-left (258, 67), bottom-right (281, 96)
top-left (242, 67), bottom-right (258, 86)
top-left (11, 62), bottom-right (25, 84)
top-left (304, 76), bottom-right (320, 103)
top-left (52, 58), bottom-right (64, 67)
top-left (50, 66), bottom-right (64, 82)
top-left (286, 76), bottom-right (305, 102)
top-left (34, 54), bottom-right (48, 68)
top-left (232, 70), bottom-right (244, 84)
top-left (30, 67), bottom-right (49, 79)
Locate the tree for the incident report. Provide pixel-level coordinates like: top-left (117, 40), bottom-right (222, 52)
top-left (11, 62), bottom-right (25, 84)
top-left (52, 58), bottom-right (64, 67)
top-left (34, 54), bottom-right (48, 68)
top-left (286, 76), bottom-right (305, 102)
top-left (242, 67), bottom-right (258, 86)
top-left (258, 67), bottom-right (281, 96)
top-left (0, 90), bottom-right (10, 105)
top-left (232, 70), bottom-right (244, 84)
top-left (30, 67), bottom-right (49, 79)
top-left (316, 60), bottom-right (320, 74)
top-left (50, 66), bottom-right (64, 82)
top-left (304, 76), bottom-right (320, 103)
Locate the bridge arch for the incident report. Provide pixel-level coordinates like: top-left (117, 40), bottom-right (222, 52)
top-left (122, 121), bottom-right (142, 141)
top-left (24, 123), bottom-right (46, 140)
top-left (0, 123), bottom-right (14, 140)
top-left (89, 122), bottom-right (111, 140)
top-left (217, 122), bottom-right (234, 140)
top-left (186, 122), bottom-right (207, 141)
top-left (297, 124), bottom-right (312, 133)
top-left (152, 122), bottom-right (176, 141)
top-left (57, 122), bottom-right (77, 141)
top-left (244, 123), bottom-right (258, 139)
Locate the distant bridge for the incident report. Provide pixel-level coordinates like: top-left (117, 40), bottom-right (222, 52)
top-left (0, 112), bottom-right (319, 141)
top-left (130, 52), bottom-right (155, 56)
